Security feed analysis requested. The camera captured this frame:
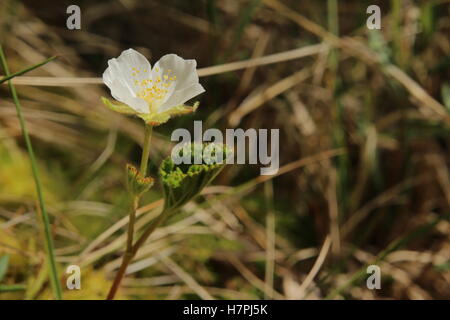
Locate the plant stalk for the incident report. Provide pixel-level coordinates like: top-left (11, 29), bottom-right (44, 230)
top-left (106, 123), bottom-right (153, 300)
top-left (126, 196), bottom-right (139, 253)
top-left (106, 208), bottom-right (171, 300)
top-left (140, 124), bottom-right (153, 176)
top-left (0, 45), bottom-right (62, 300)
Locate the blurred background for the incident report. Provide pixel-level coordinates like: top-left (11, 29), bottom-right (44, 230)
top-left (0, 0), bottom-right (450, 299)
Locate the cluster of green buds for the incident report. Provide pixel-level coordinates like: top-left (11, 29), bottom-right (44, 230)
top-left (159, 142), bottom-right (232, 211)
top-left (125, 142), bottom-right (231, 210)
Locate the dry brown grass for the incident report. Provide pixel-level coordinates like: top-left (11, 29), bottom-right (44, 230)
top-left (0, 0), bottom-right (449, 300)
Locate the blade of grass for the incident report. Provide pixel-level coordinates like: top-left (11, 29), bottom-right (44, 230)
top-left (0, 284), bottom-right (26, 292)
top-left (327, 0), bottom-right (348, 217)
top-left (0, 45), bottom-right (62, 300)
top-left (264, 181), bottom-right (275, 299)
top-left (0, 55), bottom-right (56, 84)
top-left (0, 255), bottom-right (9, 282)
top-left (226, 0), bottom-right (261, 57)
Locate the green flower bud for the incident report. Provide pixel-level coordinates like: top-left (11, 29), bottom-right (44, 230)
top-left (159, 143), bottom-right (231, 211)
top-left (126, 164), bottom-right (154, 196)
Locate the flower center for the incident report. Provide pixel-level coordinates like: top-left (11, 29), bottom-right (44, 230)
top-left (131, 67), bottom-right (177, 113)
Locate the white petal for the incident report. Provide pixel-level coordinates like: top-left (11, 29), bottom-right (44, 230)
top-left (159, 83), bottom-right (205, 112)
top-left (116, 49), bottom-right (152, 91)
top-left (152, 54), bottom-right (203, 109)
top-left (102, 48), bottom-right (152, 113)
top-left (107, 78), bottom-right (148, 113)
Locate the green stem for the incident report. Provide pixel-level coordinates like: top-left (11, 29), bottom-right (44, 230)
top-left (126, 196), bottom-right (139, 253)
top-left (0, 45), bottom-right (62, 300)
top-left (131, 208), bottom-right (173, 256)
top-left (107, 123), bottom-right (153, 300)
top-left (139, 124), bottom-right (153, 176)
top-left (106, 208), bottom-right (172, 300)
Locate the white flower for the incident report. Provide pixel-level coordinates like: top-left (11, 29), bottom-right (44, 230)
top-left (102, 49), bottom-right (205, 125)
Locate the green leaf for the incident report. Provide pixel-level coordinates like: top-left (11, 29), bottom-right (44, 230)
top-left (0, 255), bottom-right (9, 283)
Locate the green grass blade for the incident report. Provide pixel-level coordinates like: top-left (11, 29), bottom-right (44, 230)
top-left (0, 45), bottom-right (62, 300)
top-left (0, 284), bottom-right (26, 292)
top-left (0, 255), bottom-right (9, 282)
top-left (228, 0), bottom-right (261, 55)
top-left (0, 55), bottom-right (57, 83)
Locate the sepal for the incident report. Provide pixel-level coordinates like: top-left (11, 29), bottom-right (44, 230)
top-left (137, 102), bottom-right (200, 126)
top-left (126, 164), bottom-right (154, 196)
top-left (101, 97), bottom-right (137, 115)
